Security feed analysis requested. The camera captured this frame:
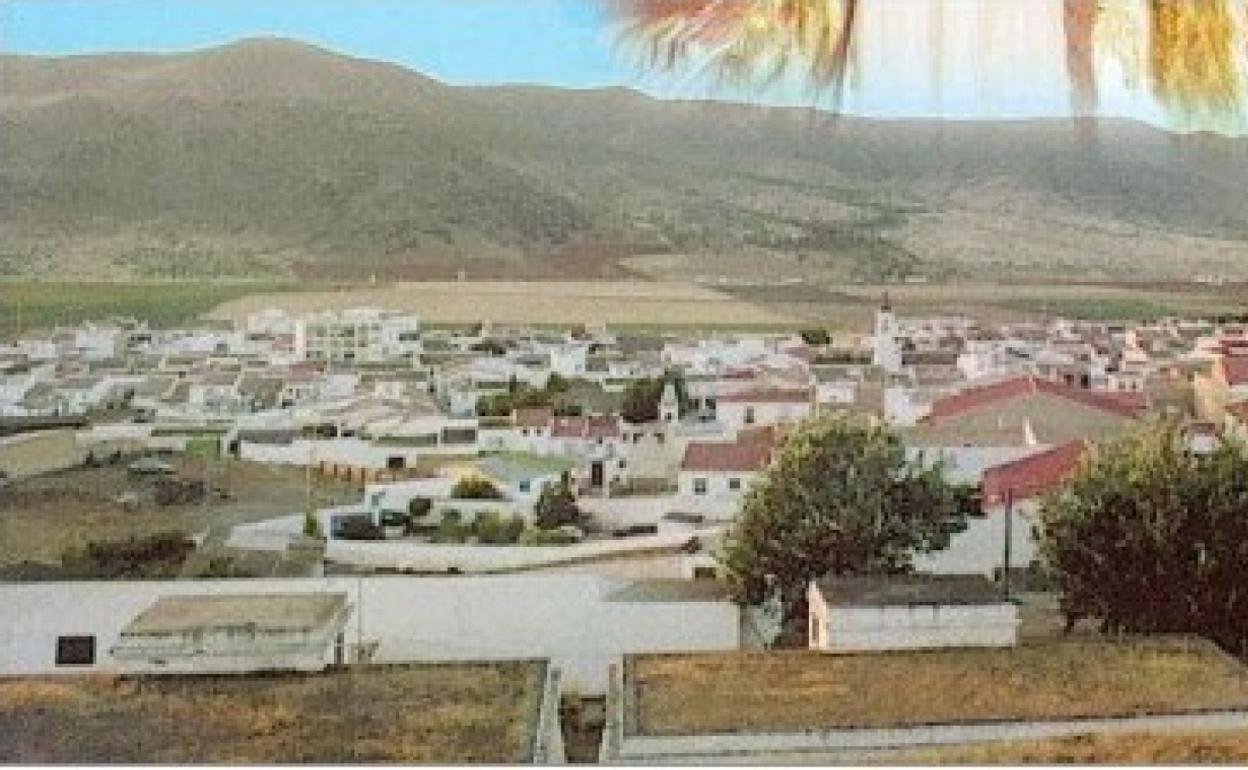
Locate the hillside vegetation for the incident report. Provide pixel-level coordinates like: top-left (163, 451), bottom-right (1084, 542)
top-left (3, 38), bottom-right (1248, 282)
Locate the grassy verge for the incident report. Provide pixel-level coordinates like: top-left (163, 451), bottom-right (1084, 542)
top-left (0, 662), bottom-right (544, 763)
top-left (631, 638), bottom-right (1248, 736)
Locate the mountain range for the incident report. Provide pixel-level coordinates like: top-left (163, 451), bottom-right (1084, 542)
top-left (3, 37), bottom-right (1248, 282)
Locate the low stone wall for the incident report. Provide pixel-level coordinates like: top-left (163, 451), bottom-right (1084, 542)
top-left (533, 665), bottom-right (567, 764)
top-left (325, 530), bottom-right (698, 573)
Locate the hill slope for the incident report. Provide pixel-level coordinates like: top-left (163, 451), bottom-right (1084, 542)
top-left (3, 38), bottom-right (1248, 281)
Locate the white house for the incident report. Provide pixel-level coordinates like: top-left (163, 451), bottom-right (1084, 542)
top-left (715, 387), bottom-right (813, 433)
top-left (914, 440), bottom-right (1087, 578)
top-left (675, 427), bottom-right (777, 520)
top-left (807, 575), bottom-right (1019, 653)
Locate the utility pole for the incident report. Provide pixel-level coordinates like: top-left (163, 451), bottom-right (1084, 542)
top-left (1002, 487), bottom-right (1014, 601)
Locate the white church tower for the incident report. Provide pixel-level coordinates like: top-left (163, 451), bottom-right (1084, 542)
top-left (659, 381), bottom-right (680, 423)
top-left (872, 293), bottom-right (903, 375)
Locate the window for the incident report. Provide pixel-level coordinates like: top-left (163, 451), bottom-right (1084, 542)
top-left (386, 456), bottom-right (405, 470)
top-left (519, 479), bottom-right (531, 493)
top-left (744, 406), bottom-right (756, 425)
top-left (693, 478), bottom-right (708, 495)
top-left (655, 433), bottom-right (666, 445)
top-left (521, 428), bottom-right (530, 437)
top-left (56, 635), bottom-right (95, 666)
top-left (618, 459), bottom-right (627, 469)
top-left (728, 477), bottom-right (742, 491)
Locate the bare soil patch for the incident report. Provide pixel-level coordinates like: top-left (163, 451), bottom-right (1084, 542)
top-left (0, 455), bottom-right (357, 567)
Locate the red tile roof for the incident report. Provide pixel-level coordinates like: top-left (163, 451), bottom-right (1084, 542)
top-left (926, 376), bottom-right (1146, 421)
top-left (719, 387), bottom-right (813, 405)
top-left (981, 440), bottom-right (1087, 505)
top-left (551, 415), bottom-right (621, 440)
top-left (1218, 355), bottom-right (1248, 387)
top-left (681, 426), bottom-right (779, 473)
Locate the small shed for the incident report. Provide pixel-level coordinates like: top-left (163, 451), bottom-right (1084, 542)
top-left (110, 592), bottom-right (351, 674)
top-left (807, 575), bottom-right (1018, 653)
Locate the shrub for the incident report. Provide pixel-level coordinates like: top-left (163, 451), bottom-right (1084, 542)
top-left (518, 526), bottom-right (582, 546)
top-left (451, 476), bottom-right (504, 500)
top-left (408, 496), bottom-right (433, 519)
top-left (472, 510), bottom-right (525, 545)
top-left (60, 531), bottom-right (194, 578)
top-left (435, 508), bottom-right (468, 543)
top-left (379, 509), bottom-right (410, 528)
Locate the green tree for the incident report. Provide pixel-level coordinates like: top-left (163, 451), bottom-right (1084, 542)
top-left (408, 496), bottom-right (433, 519)
top-left (620, 370), bottom-right (687, 424)
top-left (799, 328), bottom-right (831, 346)
top-left (546, 372), bottom-right (570, 393)
top-left (1038, 421), bottom-right (1248, 654)
top-left (303, 509), bottom-right (323, 539)
top-left (534, 477), bottom-right (584, 530)
top-left (719, 415), bottom-right (964, 617)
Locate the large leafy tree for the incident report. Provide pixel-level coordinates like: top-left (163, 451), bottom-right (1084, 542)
top-left (720, 415), bottom-right (965, 616)
top-left (1038, 421), bottom-right (1248, 654)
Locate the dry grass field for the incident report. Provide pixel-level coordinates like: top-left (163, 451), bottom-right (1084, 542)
top-left (0, 455), bottom-right (357, 567)
top-left (899, 729), bottom-right (1248, 763)
top-left (629, 638), bottom-right (1248, 736)
top-left (205, 280), bottom-right (801, 327)
top-left (0, 662), bottom-right (544, 763)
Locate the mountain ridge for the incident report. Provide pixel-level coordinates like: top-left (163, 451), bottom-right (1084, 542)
top-left (3, 37), bottom-right (1247, 282)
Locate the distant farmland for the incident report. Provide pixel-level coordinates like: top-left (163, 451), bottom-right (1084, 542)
top-left (205, 281), bottom-right (802, 328)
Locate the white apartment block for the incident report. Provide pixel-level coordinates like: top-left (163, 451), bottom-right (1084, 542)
top-left (294, 308), bottom-right (422, 363)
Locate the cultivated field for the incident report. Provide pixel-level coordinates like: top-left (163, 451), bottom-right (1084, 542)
top-left (630, 638), bottom-right (1248, 736)
top-left (625, 252), bottom-right (1248, 325)
top-left (0, 662), bottom-right (544, 763)
top-left (205, 281), bottom-right (801, 328)
top-left (0, 455), bottom-right (357, 569)
top-left (0, 281), bottom-right (299, 338)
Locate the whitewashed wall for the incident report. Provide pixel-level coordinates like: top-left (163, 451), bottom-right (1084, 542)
top-left (0, 576), bottom-right (739, 694)
top-left (913, 503), bottom-right (1041, 577)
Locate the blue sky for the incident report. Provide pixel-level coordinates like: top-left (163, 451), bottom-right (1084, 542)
top-left (2, 0), bottom-right (1242, 132)
top-left (1, 0), bottom-right (628, 86)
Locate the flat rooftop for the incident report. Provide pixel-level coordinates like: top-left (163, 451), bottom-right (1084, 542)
top-left (0, 661), bottom-right (545, 763)
top-left (814, 574), bottom-right (1006, 607)
top-left (628, 638), bottom-right (1248, 737)
top-left (122, 593), bottom-right (348, 635)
